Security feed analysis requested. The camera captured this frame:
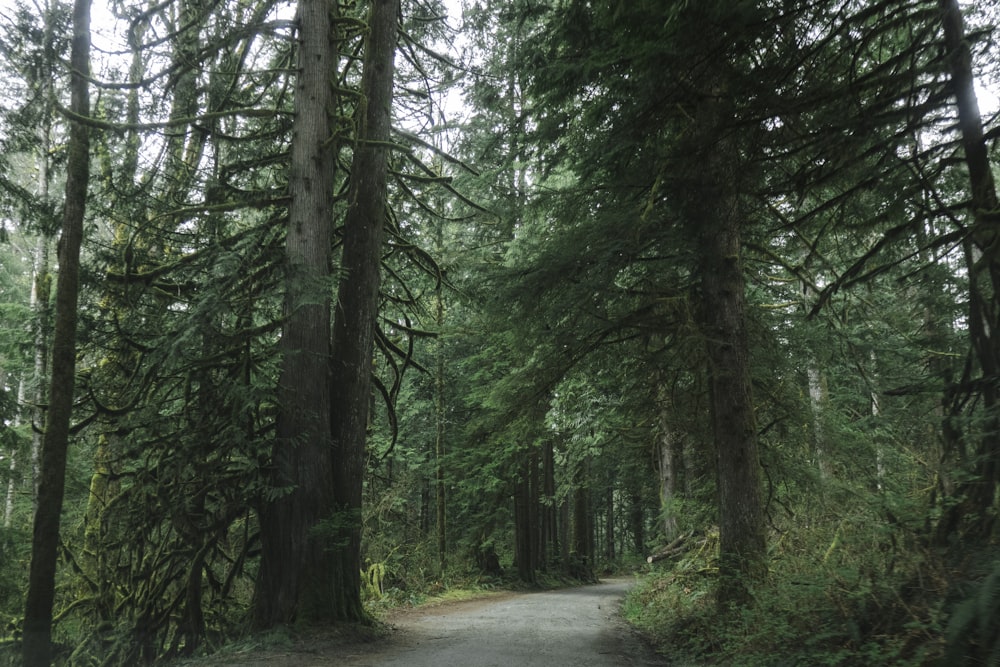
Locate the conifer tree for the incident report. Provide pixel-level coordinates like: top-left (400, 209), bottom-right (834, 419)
top-left (255, 0), bottom-right (338, 626)
top-left (22, 0), bottom-right (90, 662)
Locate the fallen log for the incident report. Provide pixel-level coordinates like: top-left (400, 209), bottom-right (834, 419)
top-left (646, 531), bottom-right (692, 564)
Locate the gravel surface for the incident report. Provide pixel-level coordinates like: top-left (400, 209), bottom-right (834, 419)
top-left (344, 578), bottom-right (668, 666)
top-left (189, 578), bottom-right (668, 666)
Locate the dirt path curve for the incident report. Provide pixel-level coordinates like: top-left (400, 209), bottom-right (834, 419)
top-left (341, 578), bottom-right (667, 666)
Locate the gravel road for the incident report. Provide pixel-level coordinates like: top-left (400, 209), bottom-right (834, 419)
top-left (343, 578), bottom-right (668, 666)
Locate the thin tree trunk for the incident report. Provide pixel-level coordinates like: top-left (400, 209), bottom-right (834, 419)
top-left (801, 284), bottom-right (832, 481)
top-left (559, 489), bottom-right (571, 569)
top-left (329, 0), bottom-right (399, 622)
top-left (528, 446), bottom-right (540, 572)
top-left (434, 242), bottom-right (447, 573)
top-left (936, 0), bottom-right (1000, 543)
top-left (22, 0), bottom-right (90, 662)
top-left (806, 364), bottom-right (832, 480)
top-left (541, 438), bottom-right (556, 568)
top-left (571, 461), bottom-right (594, 581)
top-left (629, 487), bottom-right (644, 554)
top-left (514, 459), bottom-right (534, 583)
top-left (656, 383), bottom-right (680, 540)
top-left (1, 369), bottom-right (11, 527)
top-left (29, 129), bottom-right (54, 513)
top-left (29, 253), bottom-right (50, 514)
top-left (869, 351), bottom-right (885, 492)
top-left (254, 0), bottom-right (337, 627)
top-left (604, 481), bottom-right (615, 561)
top-left (2, 439), bottom-right (13, 527)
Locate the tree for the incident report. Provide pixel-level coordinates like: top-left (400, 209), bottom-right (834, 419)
top-left (254, 0), bottom-right (338, 627)
top-left (329, 0), bottom-right (400, 621)
top-left (0, 0), bottom-right (62, 525)
top-left (22, 0), bottom-right (90, 662)
top-left (482, 0), bottom-right (772, 598)
top-left (933, 0), bottom-right (1000, 546)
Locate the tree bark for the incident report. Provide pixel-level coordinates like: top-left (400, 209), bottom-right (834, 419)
top-left (656, 382), bottom-right (680, 540)
top-left (254, 0), bottom-right (337, 627)
top-left (603, 482), bottom-right (615, 562)
top-left (29, 126), bottom-right (54, 515)
top-left (434, 247), bottom-right (447, 573)
top-left (806, 362), bottom-right (832, 480)
top-left (700, 212), bottom-right (766, 606)
top-left (699, 198), bottom-right (766, 607)
top-left (692, 74), bottom-right (766, 606)
top-left (935, 0), bottom-right (1000, 544)
top-left (514, 458), bottom-right (535, 583)
top-left (541, 438), bottom-right (557, 568)
top-left (628, 486), bottom-right (645, 555)
top-left (571, 461), bottom-right (594, 581)
top-left (22, 0), bottom-right (90, 662)
top-left (329, 0), bottom-right (399, 622)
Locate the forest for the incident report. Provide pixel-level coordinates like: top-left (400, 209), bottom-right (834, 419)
top-left (0, 0), bottom-right (999, 665)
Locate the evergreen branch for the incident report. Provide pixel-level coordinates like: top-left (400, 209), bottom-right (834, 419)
top-left (56, 102), bottom-right (293, 132)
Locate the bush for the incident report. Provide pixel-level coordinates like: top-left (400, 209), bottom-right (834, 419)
top-left (624, 517), bottom-right (949, 666)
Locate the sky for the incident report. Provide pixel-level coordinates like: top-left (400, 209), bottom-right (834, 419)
top-left (1, 0), bottom-right (998, 124)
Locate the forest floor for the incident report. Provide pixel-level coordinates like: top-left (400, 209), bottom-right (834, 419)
top-left (181, 578), bottom-right (669, 666)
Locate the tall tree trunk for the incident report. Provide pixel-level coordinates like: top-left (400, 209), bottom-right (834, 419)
top-left (806, 362), bottom-right (832, 481)
top-left (935, 0), bottom-right (1000, 544)
top-left (2, 368), bottom-right (11, 527)
top-left (514, 458), bottom-right (535, 583)
top-left (656, 382), bottom-right (681, 540)
top-left (571, 461), bottom-right (594, 581)
top-left (329, 0), bottom-right (399, 622)
top-left (29, 126), bottom-right (54, 514)
top-left (541, 439), bottom-right (556, 569)
top-left (694, 88), bottom-right (766, 606)
top-left (869, 351), bottom-right (885, 492)
top-left (629, 486), bottom-right (645, 554)
top-left (699, 202), bottom-right (766, 607)
top-left (254, 0), bottom-right (337, 627)
top-left (2, 439), bottom-right (13, 527)
top-left (434, 229), bottom-right (447, 574)
top-left (22, 0), bottom-right (90, 662)
top-left (603, 480), bottom-right (615, 562)
top-left (801, 284), bottom-right (832, 481)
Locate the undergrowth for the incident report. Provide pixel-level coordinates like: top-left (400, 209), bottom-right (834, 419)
top-left (622, 517), bottom-right (982, 666)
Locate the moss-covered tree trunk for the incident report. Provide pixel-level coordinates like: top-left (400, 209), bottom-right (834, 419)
top-left (656, 381), bottom-right (681, 540)
top-left (690, 71), bottom-right (766, 607)
top-left (254, 0), bottom-right (337, 627)
top-left (699, 187), bottom-right (766, 607)
top-left (329, 0), bottom-right (399, 622)
top-left (22, 0), bottom-right (91, 663)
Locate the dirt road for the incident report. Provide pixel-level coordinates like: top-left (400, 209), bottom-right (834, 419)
top-left (342, 578), bottom-right (667, 666)
top-left (196, 578), bottom-right (667, 666)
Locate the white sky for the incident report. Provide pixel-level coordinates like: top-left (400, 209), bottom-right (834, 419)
top-left (1, 0), bottom-right (998, 124)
